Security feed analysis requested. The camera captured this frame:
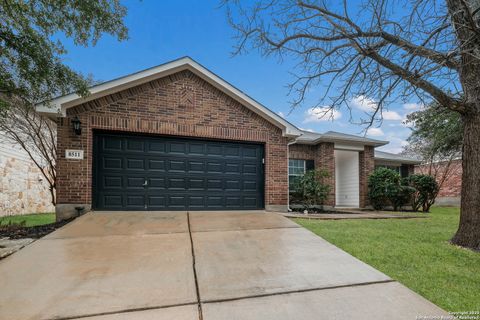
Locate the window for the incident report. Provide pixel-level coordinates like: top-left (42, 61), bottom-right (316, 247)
top-left (289, 159), bottom-right (306, 191)
top-left (375, 165), bottom-right (400, 173)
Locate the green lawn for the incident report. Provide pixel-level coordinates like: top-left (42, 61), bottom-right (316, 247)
top-left (0, 212), bottom-right (55, 227)
top-left (294, 207), bottom-right (480, 312)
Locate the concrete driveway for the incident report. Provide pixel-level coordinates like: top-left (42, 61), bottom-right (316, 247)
top-left (0, 211), bottom-right (447, 320)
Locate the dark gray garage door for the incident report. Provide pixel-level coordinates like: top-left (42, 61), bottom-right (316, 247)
top-left (93, 132), bottom-right (264, 210)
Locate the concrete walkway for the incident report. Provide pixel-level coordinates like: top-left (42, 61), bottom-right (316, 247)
top-left (0, 211), bottom-right (448, 320)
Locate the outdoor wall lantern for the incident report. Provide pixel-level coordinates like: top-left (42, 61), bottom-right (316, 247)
top-left (71, 116), bottom-right (82, 135)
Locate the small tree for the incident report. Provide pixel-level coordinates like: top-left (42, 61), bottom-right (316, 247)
top-left (0, 98), bottom-right (56, 205)
top-left (403, 104), bottom-right (462, 201)
top-left (293, 169), bottom-right (330, 212)
top-left (405, 174), bottom-right (439, 212)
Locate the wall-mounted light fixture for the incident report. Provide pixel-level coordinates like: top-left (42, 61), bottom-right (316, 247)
top-left (71, 116), bottom-right (82, 135)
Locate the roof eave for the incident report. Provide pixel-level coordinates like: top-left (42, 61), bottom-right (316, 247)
top-left (294, 136), bottom-right (388, 147)
top-left (374, 157), bottom-right (422, 164)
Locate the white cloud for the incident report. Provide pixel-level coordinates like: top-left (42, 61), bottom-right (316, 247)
top-left (403, 103), bottom-right (423, 111)
top-left (382, 110), bottom-right (403, 120)
top-left (366, 127), bottom-right (384, 137)
top-left (351, 96), bottom-right (403, 120)
top-left (303, 107), bottom-right (342, 123)
top-left (380, 138), bottom-right (409, 153)
top-left (350, 95), bottom-right (377, 112)
top-left (278, 111), bottom-right (285, 118)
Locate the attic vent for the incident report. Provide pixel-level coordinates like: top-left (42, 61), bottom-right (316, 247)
top-left (178, 85), bottom-right (194, 108)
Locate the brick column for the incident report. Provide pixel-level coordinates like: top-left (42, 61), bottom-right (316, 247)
top-left (359, 146), bottom-right (375, 208)
top-left (314, 142), bottom-right (335, 206)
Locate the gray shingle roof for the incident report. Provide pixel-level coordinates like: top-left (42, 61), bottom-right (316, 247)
top-left (295, 130), bottom-right (388, 147)
top-left (374, 150), bottom-right (421, 164)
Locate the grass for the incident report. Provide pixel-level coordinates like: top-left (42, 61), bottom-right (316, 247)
top-left (0, 212), bottom-right (55, 227)
top-left (294, 207), bottom-right (480, 312)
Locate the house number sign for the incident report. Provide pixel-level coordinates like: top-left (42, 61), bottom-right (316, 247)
top-left (65, 149), bottom-right (84, 160)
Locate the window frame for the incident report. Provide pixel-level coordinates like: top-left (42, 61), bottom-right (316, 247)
top-left (288, 159), bottom-right (307, 192)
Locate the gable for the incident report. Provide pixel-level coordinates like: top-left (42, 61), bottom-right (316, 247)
top-left (36, 57), bottom-right (301, 138)
top-left (66, 70), bottom-right (284, 135)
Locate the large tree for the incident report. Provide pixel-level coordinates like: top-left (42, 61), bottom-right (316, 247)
top-left (0, 0), bottom-right (128, 109)
top-left (225, 0), bottom-right (480, 250)
top-left (0, 0), bottom-right (128, 205)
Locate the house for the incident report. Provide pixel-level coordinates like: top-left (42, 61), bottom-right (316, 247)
top-left (0, 133), bottom-right (54, 216)
top-left (36, 57), bottom-right (420, 220)
top-left (415, 159), bottom-right (462, 206)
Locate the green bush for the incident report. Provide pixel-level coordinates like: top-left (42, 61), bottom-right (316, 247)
top-left (292, 169), bottom-right (331, 211)
top-left (368, 167), bottom-right (414, 210)
top-left (404, 174), bottom-right (439, 212)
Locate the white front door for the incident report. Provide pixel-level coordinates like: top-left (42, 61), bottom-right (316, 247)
top-left (335, 150), bottom-right (360, 207)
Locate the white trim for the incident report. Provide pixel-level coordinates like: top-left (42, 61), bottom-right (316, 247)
top-left (334, 143), bottom-right (365, 151)
top-left (35, 57), bottom-right (301, 138)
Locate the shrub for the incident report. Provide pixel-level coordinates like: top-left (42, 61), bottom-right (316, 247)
top-left (368, 167), bottom-right (413, 210)
top-left (292, 169), bottom-right (331, 211)
top-left (404, 174), bottom-right (439, 212)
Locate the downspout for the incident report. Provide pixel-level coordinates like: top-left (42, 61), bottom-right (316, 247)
top-left (287, 138), bottom-right (298, 212)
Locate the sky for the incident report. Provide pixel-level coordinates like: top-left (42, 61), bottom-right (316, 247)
top-left (59, 0), bottom-right (423, 153)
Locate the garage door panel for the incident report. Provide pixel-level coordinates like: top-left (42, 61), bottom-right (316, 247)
top-left (169, 196), bottom-right (187, 209)
top-left (126, 195), bottom-right (145, 207)
top-left (147, 195), bottom-right (166, 207)
top-left (149, 177), bottom-right (166, 189)
top-left (126, 139), bottom-right (145, 152)
top-left (94, 133), bottom-right (264, 210)
top-left (169, 142), bottom-right (187, 154)
top-left (207, 162), bottom-right (223, 173)
top-left (243, 164), bottom-right (257, 174)
top-left (103, 157), bottom-right (122, 170)
top-left (103, 195), bottom-right (123, 207)
top-left (188, 143), bottom-right (205, 155)
top-left (225, 163), bottom-right (241, 174)
top-left (147, 140), bottom-right (166, 153)
top-left (169, 160), bottom-right (187, 172)
top-left (188, 161), bottom-right (205, 173)
top-left (148, 159), bottom-right (166, 171)
top-left (126, 177), bottom-right (145, 189)
top-left (126, 158), bottom-right (145, 170)
top-left (103, 176), bottom-right (122, 189)
top-left (103, 137), bottom-right (123, 151)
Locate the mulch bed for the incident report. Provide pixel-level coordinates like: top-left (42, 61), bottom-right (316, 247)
top-left (0, 218), bottom-right (74, 240)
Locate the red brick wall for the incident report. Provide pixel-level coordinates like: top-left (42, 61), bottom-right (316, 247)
top-left (288, 143), bottom-right (336, 206)
top-left (359, 146), bottom-right (375, 208)
top-left (315, 143), bottom-right (335, 206)
top-left (415, 159), bottom-right (462, 198)
top-left (56, 70), bottom-right (289, 209)
top-left (288, 144), bottom-right (315, 160)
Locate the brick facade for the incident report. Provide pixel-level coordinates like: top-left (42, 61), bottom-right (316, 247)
top-left (289, 144), bottom-right (375, 208)
top-left (359, 146), bottom-right (375, 208)
top-left (288, 143), bottom-right (336, 206)
top-left (56, 70), bottom-right (289, 216)
top-left (415, 159), bottom-right (462, 205)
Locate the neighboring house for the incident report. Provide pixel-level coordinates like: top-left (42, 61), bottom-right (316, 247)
top-left (0, 134), bottom-right (54, 216)
top-left (415, 159), bottom-right (462, 206)
top-left (36, 57), bottom-right (420, 220)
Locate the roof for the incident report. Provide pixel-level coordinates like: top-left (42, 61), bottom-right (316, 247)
top-left (35, 57), bottom-right (302, 138)
top-left (374, 150), bottom-right (422, 164)
top-left (295, 130), bottom-right (388, 147)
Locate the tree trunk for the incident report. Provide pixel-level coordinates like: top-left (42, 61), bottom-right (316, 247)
top-left (451, 112), bottom-right (480, 251)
